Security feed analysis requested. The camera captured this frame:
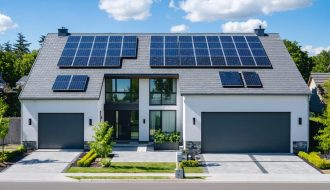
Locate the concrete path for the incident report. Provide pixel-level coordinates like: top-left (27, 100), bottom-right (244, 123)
top-left (112, 145), bottom-right (176, 162)
top-left (201, 154), bottom-right (321, 175)
top-left (3, 149), bottom-right (82, 173)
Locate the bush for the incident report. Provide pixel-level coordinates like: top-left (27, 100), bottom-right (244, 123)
top-left (89, 122), bottom-right (114, 158)
top-left (298, 151), bottom-right (330, 169)
top-left (83, 153), bottom-right (97, 167)
top-left (180, 160), bottom-right (199, 168)
top-left (100, 158), bottom-right (111, 167)
top-left (77, 150), bottom-right (95, 167)
top-left (153, 130), bottom-right (181, 144)
top-left (0, 145), bottom-right (26, 162)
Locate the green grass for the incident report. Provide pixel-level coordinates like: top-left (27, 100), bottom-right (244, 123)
top-left (68, 176), bottom-right (205, 180)
top-left (69, 176), bottom-right (171, 180)
top-left (67, 162), bottom-right (204, 173)
top-left (3, 144), bottom-right (21, 151)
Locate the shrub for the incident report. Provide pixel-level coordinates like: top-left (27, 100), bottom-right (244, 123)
top-left (89, 122), bottom-right (114, 158)
top-left (0, 145), bottom-right (26, 162)
top-left (180, 160), bottom-right (199, 168)
top-left (298, 151), bottom-right (330, 169)
top-left (100, 157), bottom-right (111, 167)
top-left (153, 130), bottom-right (181, 144)
top-left (77, 150), bottom-right (95, 167)
top-left (83, 153), bottom-right (97, 167)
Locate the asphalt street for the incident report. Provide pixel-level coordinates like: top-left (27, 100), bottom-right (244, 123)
top-left (1, 182), bottom-right (330, 190)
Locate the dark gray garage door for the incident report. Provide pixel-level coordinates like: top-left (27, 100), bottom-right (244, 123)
top-left (201, 112), bottom-right (290, 153)
top-left (38, 113), bottom-right (84, 149)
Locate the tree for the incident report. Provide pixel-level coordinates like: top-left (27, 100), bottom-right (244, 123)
top-left (38, 35), bottom-right (46, 47)
top-left (2, 42), bottom-right (12, 52)
top-left (0, 98), bottom-right (9, 163)
top-left (284, 40), bottom-right (314, 82)
top-left (314, 79), bottom-right (330, 155)
top-left (14, 50), bottom-right (37, 77)
top-left (312, 50), bottom-right (330, 73)
top-left (89, 122), bottom-right (113, 158)
top-left (13, 33), bottom-right (31, 55)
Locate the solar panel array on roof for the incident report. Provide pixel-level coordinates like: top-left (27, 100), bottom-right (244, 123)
top-left (52, 75), bottom-right (89, 92)
top-left (150, 35), bottom-right (271, 68)
top-left (58, 35), bottom-right (138, 68)
top-left (220, 71), bottom-right (263, 88)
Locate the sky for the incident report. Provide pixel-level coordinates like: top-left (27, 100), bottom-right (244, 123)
top-left (0, 0), bottom-right (329, 55)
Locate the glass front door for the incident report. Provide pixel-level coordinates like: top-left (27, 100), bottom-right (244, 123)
top-left (108, 110), bottom-right (139, 141)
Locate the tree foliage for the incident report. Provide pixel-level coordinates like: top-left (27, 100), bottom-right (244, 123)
top-left (284, 40), bottom-right (314, 82)
top-left (0, 33), bottom-right (38, 117)
top-left (314, 79), bottom-right (330, 154)
top-left (312, 50), bottom-right (330, 73)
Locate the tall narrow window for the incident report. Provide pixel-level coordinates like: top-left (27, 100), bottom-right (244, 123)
top-left (149, 110), bottom-right (176, 140)
top-left (149, 79), bottom-right (177, 105)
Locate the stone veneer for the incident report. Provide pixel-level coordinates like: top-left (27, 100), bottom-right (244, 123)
top-left (185, 141), bottom-right (201, 159)
top-left (293, 141), bottom-right (308, 154)
top-left (22, 141), bottom-right (37, 150)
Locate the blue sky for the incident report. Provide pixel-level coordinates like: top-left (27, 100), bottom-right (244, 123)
top-left (0, 0), bottom-right (329, 55)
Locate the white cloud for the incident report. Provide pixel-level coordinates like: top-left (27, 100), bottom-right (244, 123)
top-left (169, 0), bottom-right (179, 9)
top-left (222, 19), bottom-right (267, 33)
top-left (302, 45), bottom-right (330, 56)
top-left (170, 24), bottom-right (189, 33)
top-left (0, 13), bottom-right (17, 33)
top-left (178, 0), bottom-right (313, 22)
top-left (99, 0), bottom-right (153, 21)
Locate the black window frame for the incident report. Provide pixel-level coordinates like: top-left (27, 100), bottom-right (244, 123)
top-left (149, 79), bottom-right (177, 106)
top-left (105, 78), bottom-right (139, 104)
top-left (149, 110), bottom-right (177, 140)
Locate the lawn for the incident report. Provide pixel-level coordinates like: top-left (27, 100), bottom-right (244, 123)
top-left (67, 162), bottom-right (204, 173)
top-left (68, 176), bottom-right (205, 180)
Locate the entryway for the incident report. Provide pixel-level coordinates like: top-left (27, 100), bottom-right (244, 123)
top-left (106, 110), bottom-right (139, 141)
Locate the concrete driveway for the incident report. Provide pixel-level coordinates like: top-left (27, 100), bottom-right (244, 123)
top-left (201, 154), bottom-right (321, 175)
top-left (3, 150), bottom-right (81, 173)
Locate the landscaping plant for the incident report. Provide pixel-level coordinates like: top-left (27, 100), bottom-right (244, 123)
top-left (153, 130), bottom-right (181, 144)
top-left (298, 151), bottom-right (330, 169)
top-left (314, 79), bottom-right (330, 157)
top-left (89, 122), bottom-right (114, 158)
top-left (0, 98), bottom-right (9, 163)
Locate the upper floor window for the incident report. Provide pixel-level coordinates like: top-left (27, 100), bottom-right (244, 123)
top-left (149, 79), bottom-right (177, 105)
top-left (105, 79), bottom-right (138, 104)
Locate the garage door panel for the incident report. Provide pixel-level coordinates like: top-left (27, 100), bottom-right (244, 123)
top-left (201, 112), bottom-right (290, 153)
top-left (38, 113), bottom-right (84, 149)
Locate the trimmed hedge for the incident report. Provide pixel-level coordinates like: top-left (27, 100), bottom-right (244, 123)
top-left (0, 145), bottom-right (26, 162)
top-left (77, 150), bottom-right (97, 167)
top-left (180, 160), bottom-right (199, 168)
top-left (298, 151), bottom-right (330, 169)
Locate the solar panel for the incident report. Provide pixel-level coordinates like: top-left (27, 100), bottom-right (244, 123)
top-left (149, 35), bottom-right (271, 68)
top-left (68, 75), bottom-right (89, 91)
top-left (242, 72), bottom-right (262, 87)
top-left (219, 72), bottom-right (244, 87)
top-left (52, 75), bottom-right (71, 91)
top-left (52, 75), bottom-right (89, 92)
top-left (58, 35), bottom-right (139, 68)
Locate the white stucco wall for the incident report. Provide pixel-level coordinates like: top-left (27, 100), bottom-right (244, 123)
top-left (21, 99), bottom-right (100, 147)
top-left (138, 79), bottom-right (183, 141)
top-left (183, 95), bottom-right (309, 153)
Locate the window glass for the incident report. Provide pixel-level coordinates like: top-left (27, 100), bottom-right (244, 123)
top-left (150, 111), bottom-right (161, 138)
top-left (149, 79), bottom-right (177, 105)
top-left (116, 79), bottom-right (130, 92)
top-left (149, 110), bottom-right (176, 140)
top-left (161, 111), bottom-right (176, 133)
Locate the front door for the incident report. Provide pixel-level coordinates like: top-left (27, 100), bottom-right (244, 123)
top-left (108, 110), bottom-right (139, 141)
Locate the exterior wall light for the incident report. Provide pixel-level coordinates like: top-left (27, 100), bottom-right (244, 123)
top-left (298, 117), bottom-right (302, 125)
top-left (143, 119), bottom-right (146, 124)
top-left (193, 117), bottom-right (196, 125)
top-left (89, 119), bottom-right (93, 126)
top-left (28, 118), bottom-right (32, 125)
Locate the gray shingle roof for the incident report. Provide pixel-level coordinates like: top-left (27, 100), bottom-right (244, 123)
top-left (308, 73), bottom-right (330, 87)
top-left (19, 33), bottom-right (310, 100)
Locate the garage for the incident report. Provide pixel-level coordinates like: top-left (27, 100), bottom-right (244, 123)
top-left (38, 113), bottom-right (84, 149)
top-left (201, 112), bottom-right (290, 153)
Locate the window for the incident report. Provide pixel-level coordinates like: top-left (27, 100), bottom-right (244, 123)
top-left (149, 110), bottom-right (176, 140)
top-left (149, 79), bottom-right (177, 105)
top-left (105, 79), bottom-right (139, 104)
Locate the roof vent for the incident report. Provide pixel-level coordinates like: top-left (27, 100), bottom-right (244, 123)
top-left (254, 25), bottom-right (265, 36)
top-left (58, 27), bottom-right (69, 36)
